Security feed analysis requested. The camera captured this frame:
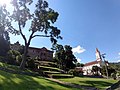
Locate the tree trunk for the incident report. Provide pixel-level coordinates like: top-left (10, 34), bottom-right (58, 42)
top-left (104, 60), bottom-right (109, 79)
top-left (105, 63), bottom-right (108, 79)
top-left (20, 44), bottom-right (29, 70)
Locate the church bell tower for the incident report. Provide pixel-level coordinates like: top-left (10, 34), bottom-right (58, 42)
top-left (95, 48), bottom-right (102, 61)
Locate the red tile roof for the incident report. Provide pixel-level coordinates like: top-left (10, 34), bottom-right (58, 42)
top-left (84, 60), bottom-right (101, 67)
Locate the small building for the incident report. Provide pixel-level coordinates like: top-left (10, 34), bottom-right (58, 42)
top-left (82, 48), bottom-right (108, 75)
top-left (10, 42), bottom-right (53, 61)
top-left (28, 47), bottom-right (53, 61)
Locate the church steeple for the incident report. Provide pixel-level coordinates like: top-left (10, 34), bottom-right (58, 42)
top-left (95, 48), bottom-right (102, 61)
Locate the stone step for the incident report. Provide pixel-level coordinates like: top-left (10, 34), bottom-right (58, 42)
top-left (43, 71), bottom-right (61, 74)
top-left (47, 74), bottom-right (74, 78)
top-left (35, 61), bottom-right (58, 68)
top-left (38, 66), bottom-right (65, 73)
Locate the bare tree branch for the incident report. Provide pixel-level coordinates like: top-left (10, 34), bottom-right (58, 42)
top-left (18, 21), bottom-right (27, 45)
top-left (28, 31), bottom-right (35, 45)
top-left (32, 35), bottom-right (50, 38)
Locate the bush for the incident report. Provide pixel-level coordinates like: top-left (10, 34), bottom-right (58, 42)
top-left (0, 56), bottom-right (5, 62)
top-left (26, 58), bottom-right (35, 70)
top-left (68, 69), bottom-right (83, 76)
top-left (111, 73), bottom-right (117, 80)
top-left (16, 55), bottom-right (22, 65)
top-left (7, 50), bottom-right (21, 65)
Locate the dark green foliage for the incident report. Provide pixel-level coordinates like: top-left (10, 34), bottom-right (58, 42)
top-left (64, 45), bottom-right (77, 71)
top-left (109, 62), bottom-right (120, 73)
top-left (111, 72), bottom-right (117, 80)
top-left (7, 50), bottom-right (22, 65)
top-left (68, 69), bottom-right (83, 76)
top-left (16, 55), bottom-right (22, 65)
top-left (54, 44), bottom-right (77, 71)
top-left (18, 45), bottom-right (24, 54)
top-left (76, 62), bottom-right (84, 67)
top-left (0, 56), bottom-right (4, 62)
top-left (92, 66), bottom-right (101, 76)
top-left (101, 66), bottom-right (116, 76)
top-left (26, 58), bottom-right (35, 70)
top-left (53, 44), bottom-right (65, 69)
top-left (0, 35), bottom-right (10, 56)
top-left (0, 6), bottom-right (10, 57)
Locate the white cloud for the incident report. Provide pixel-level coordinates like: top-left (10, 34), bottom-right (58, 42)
top-left (117, 60), bottom-right (120, 62)
top-left (77, 58), bottom-right (81, 62)
top-left (72, 45), bottom-right (86, 54)
top-left (118, 52), bottom-right (120, 56)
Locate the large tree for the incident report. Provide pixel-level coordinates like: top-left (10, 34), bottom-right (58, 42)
top-left (54, 44), bottom-right (65, 69)
top-left (3, 0), bottom-right (62, 69)
top-left (0, 6), bottom-right (10, 57)
top-left (54, 44), bottom-right (77, 71)
top-left (64, 45), bottom-right (77, 71)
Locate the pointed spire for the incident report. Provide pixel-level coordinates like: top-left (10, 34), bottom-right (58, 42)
top-left (96, 48), bottom-right (102, 61)
top-left (96, 48), bottom-right (99, 53)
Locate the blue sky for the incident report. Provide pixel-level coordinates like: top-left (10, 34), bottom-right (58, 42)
top-left (8, 0), bottom-right (120, 63)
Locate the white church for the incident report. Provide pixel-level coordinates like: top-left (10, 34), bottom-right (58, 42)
top-left (82, 48), bottom-right (108, 75)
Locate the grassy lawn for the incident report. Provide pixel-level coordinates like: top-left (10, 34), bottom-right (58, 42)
top-left (0, 62), bottom-right (32, 73)
top-left (58, 77), bottom-right (118, 89)
top-left (0, 62), bottom-right (118, 90)
top-left (0, 70), bottom-right (80, 90)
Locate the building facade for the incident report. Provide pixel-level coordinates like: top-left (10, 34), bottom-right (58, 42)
top-left (82, 48), bottom-right (108, 75)
top-left (10, 42), bottom-right (53, 61)
top-left (28, 47), bottom-right (53, 61)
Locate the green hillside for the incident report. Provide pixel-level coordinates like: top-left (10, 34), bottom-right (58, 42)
top-left (0, 70), bottom-right (79, 90)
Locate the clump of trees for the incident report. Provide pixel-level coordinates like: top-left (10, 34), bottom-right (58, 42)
top-left (7, 50), bottom-right (22, 65)
top-left (101, 65), bottom-right (116, 77)
top-left (54, 44), bottom-right (77, 71)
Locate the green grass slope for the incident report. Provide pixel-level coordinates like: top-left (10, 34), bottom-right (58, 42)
top-left (0, 70), bottom-right (80, 90)
top-left (58, 77), bottom-right (118, 90)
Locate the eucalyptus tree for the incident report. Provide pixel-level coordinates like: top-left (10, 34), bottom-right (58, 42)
top-left (6, 0), bottom-right (62, 69)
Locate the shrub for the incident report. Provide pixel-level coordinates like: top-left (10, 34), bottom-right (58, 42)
top-left (7, 50), bottom-right (21, 65)
top-left (0, 56), bottom-right (5, 62)
top-left (68, 69), bottom-right (83, 76)
top-left (111, 72), bottom-right (117, 80)
top-left (16, 55), bottom-right (22, 65)
top-left (26, 58), bottom-right (35, 70)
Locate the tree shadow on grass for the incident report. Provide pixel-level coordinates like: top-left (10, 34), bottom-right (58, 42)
top-left (0, 70), bottom-right (55, 90)
top-left (0, 70), bottom-right (79, 90)
top-left (46, 78), bottom-right (73, 88)
top-left (0, 71), bottom-right (47, 90)
top-left (78, 80), bottom-right (113, 89)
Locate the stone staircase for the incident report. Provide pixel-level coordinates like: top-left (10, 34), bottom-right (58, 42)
top-left (35, 61), bottom-right (74, 78)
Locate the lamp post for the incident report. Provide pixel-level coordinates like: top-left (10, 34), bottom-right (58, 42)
top-left (101, 53), bottom-right (108, 79)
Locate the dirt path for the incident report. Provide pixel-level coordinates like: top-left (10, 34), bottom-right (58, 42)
top-left (46, 78), bottom-right (98, 90)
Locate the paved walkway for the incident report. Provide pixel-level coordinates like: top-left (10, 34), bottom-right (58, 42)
top-left (47, 78), bottom-right (98, 90)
